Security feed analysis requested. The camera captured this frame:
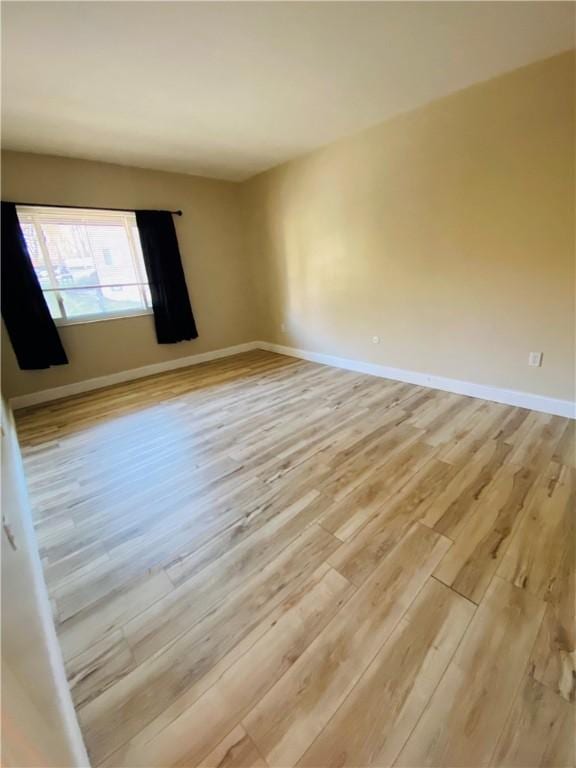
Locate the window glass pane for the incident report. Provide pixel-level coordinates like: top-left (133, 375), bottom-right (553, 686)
top-left (43, 291), bottom-right (63, 319)
top-left (59, 286), bottom-right (146, 318)
top-left (19, 222), bottom-right (51, 287)
top-left (85, 224), bottom-right (140, 286)
top-left (132, 226), bottom-right (145, 260)
top-left (39, 222), bottom-right (141, 288)
top-left (39, 222), bottom-right (92, 287)
top-left (16, 207), bottom-right (151, 323)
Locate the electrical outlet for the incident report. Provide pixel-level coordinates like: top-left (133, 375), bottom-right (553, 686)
top-left (372, 336), bottom-right (380, 344)
top-left (528, 352), bottom-right (543, 367)
top-left (280, 323), bottom-right (286, 333)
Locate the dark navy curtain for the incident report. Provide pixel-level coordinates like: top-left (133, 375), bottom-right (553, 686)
top-left (1, 202), bottom-right (68, 369)
top-left (135, 210), bottom-right (198, 344)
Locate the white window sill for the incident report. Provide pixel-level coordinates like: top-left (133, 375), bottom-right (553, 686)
top-left (54, 309), bottom-right (153, 327)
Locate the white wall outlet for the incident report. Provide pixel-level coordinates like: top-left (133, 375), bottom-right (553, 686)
top-left (280, 323), bottom-right (286, 333)
top-left (372, 336), bottom-right (380, 344)
top-left (528, 352), bottom-right (543, 367)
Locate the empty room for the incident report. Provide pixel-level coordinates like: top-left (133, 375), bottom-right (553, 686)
top-left (1, 2), bottom-right (574, 767)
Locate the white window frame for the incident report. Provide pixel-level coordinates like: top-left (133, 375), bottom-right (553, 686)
top-left (17, 205), bottom-right (153, 327)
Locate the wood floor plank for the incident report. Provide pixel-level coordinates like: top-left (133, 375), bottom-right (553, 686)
top-left (437, 402), bottom-right (514, 464)
top-left (44, 474), bottom-right (263, 592)
top-left (505, 413), bottom-right (569, 473)
top-left (422, 397), bottom-right (486, 447)
top-left (552, 420), bottom-right (576, 467)
top-left (327, 458), bottom-right (455, 586)
top-left (490, 676), bottom-right (574, 768)
top-left (421, 440), bottom-right (513, 537)
top-left (297, 578), bottom-right (475, 768)
top-left (202, 726), bottom-right (268, 768)
top-left (243, 524), bottom-right (450, 767)
top-left (65, 630), bottom-right (136, 709)
top-left (497, 463), bottom-right (574, 597)
top-left (408, 392), bottom-right (461, 430)
top-left (80, 525), bottom-right (341, 765)
top-left (496, 462), bottom-right (575, 702)
top-left (529, 560), bottom-right (575, 703)
top-left (395, 577), bottom-right (546, 767)
top-left (124, 492), bottom-right (332, 662)
top-left (492, 407), bottom-right (536, 446)
top-left (14, 350), bottom-right (573, 768)
top-left (57, 569), bottom-right (174, 662)
top-left (163, 485), bottom-right (327, 587)
top-left (433, 463), bottom-right (537, 603)
top-left (102, 564), bottom-right (353, 768)
top-left (317, 421), bottom-right (421, 502)
top-left (319, 440), bottom-right (439, 542)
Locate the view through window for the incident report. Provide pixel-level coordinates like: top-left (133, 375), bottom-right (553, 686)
top-left (17, 206), bottom-right (152, 323)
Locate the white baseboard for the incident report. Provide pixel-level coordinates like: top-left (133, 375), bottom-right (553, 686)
top-left (9, 342), bottom-right (260, 410)
top-left (257, 341), bottom-right (575, 419)
top-left (10, 338), bottom-right (575, 419)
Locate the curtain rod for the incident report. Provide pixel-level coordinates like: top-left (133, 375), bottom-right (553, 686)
top-left (4, 201), bottom-right (183, 216)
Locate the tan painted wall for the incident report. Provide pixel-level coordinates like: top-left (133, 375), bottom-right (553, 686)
top-left (1, 399), bottom-right (88, 766)
top-left (1, 152), bottom-right (256, 398)
top-left (243, 53), bottom-right (575, 402)
top-left (2, 54), bottom-right (574, 403)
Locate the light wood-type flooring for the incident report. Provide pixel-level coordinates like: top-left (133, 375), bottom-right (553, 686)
top-left (15, 350), bottom-right (575, 768)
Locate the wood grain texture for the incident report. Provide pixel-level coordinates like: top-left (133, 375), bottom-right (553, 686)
top-left (297, 578), bottom-right (474, 768)
top-left (432, 463), bottom-right (537, 603)
top-left (202, 726), bottom-right (267, 768)
top-left (491, 676), bottom-right (575, 768)
top-left (102, 564), bottom-right (353, 768)
top-left (15, 350), bottom-right (574, 768)
top-left (243, 523), bottom-right (450, 767)
top-left (498, 462), bottom-right (575, 702)
top-left (396, 577), bottom-right (546, 767)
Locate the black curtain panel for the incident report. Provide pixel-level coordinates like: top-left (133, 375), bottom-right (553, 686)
top-left (1, 202), bottom-right (68, 369)
top-left (135, 210), bottom-right (198, 344)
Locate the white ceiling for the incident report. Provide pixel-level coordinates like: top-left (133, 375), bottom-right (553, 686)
top-left (2, 2), bottom-right (574, 181)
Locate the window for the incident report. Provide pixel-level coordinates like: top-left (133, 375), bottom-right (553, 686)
top-left (16, 206), bottom-right (152, 324)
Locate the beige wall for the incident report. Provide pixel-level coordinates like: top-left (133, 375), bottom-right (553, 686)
top-left (1, 399), bottom-right (88, 766)
top-left (243, 52), bottom-right (575, 402)
top-left (2, 53), bottom-right (574, 404)
top-left (1, 152), bottom-right (256, 398)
